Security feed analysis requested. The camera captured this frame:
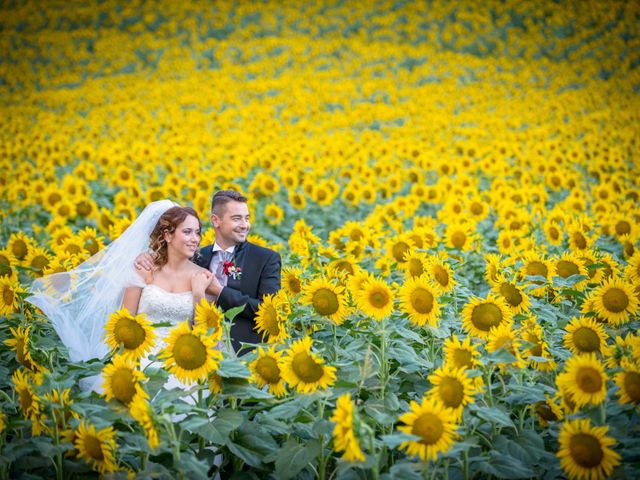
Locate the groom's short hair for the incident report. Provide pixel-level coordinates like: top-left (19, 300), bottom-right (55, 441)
top-left (211, 190), bottom-right (248, 215)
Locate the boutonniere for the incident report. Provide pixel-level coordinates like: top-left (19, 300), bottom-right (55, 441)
top-left (223, 260), bottom-right (242, 280)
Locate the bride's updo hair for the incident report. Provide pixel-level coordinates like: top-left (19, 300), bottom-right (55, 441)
top-left (149, 206), bottom-right (201, 267)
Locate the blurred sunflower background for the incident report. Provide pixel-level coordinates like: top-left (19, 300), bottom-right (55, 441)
top-left (1, 0), bottom-right (639, 478)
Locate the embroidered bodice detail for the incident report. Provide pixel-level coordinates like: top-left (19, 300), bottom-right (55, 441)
top-left (138, 284), bottom-right (193, 334)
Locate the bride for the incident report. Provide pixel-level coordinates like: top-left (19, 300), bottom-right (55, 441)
top-left (26, 200), bottom-right (213, 389)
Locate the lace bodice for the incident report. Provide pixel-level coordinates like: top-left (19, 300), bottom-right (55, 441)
top-left (138, 284), bottom-right (193, 326)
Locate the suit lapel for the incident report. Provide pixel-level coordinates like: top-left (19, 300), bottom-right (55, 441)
top-left (196, 245), bottom-right (214, 269)
top-left (228, 242), bottom-right (248, 290)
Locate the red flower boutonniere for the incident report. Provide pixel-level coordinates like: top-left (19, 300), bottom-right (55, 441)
top-left (223, 260), bottom-right (242, 280)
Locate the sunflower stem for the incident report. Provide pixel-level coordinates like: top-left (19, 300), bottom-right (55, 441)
top-left (462, 450), bottom-right (469, 480)
top-left (50, 409), bottom-right (63, 480)
top-left (379, 318), bottom-right (388, 399)
top-left (484, 366), bottom-right (494, 407)
top-left (317, 397), bottom-right (327, 480)
top-left (599, 402), bottom-right (606, 424)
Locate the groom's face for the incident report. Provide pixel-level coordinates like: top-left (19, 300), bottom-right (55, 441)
top-left (211, 200), bottom-right (250, 247)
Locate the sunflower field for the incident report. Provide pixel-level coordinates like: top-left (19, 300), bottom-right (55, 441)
top-left (1, 0), bottom-right (640, 478)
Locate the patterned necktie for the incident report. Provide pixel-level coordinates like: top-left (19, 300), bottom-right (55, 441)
top-left (215, 250), bottom-right (232, 286)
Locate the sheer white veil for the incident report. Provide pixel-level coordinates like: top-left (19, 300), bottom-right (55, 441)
top-left (26, 199), bottom-right (178, 363)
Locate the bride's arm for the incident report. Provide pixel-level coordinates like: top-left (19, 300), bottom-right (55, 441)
top-left (191, 270), bottom-right (213, 311)
top-left (122, 287), bottom-right (143, 315)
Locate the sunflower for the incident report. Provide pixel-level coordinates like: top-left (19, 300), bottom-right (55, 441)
top-left (518, 318), bottom-right (556, 371)
top-left (519, 250), bottom-right (555, 297)
top-left (23, 247), bottom-right (52, 277)
top-left (534, 395), bottom-right (563, 427)
top-left (331, 393), bottom-right (365, 462)
top-left (385, 234), bottom-right (416, 264)
top-left (0, 277), bottom-right (23, 316)
top-left (102, 354), bottom-right (147, 405)
top-left (492, 275), bottom-right (531, 314)
top-left (427, 366), bottom-right (479, 419)
top-left (301, 278), bottom-right (349, 325)
top-left (398, 397), bottom-right (458, 462)
top-left (255, 291), bottom-right (290, 343)
top-left (567, 223), bottom-right (593, 252)
top-left (7, 232), bottom-right (32, 262)
top-left (401, 250), bottom-right (428, 278)
top-left (564, 317), bottom-right (608, 356)
top-left (0, 248), bottom-right (17, 280)
top-left (398, 275), bottom-right (442, 328)
top-left (444, 222), bottom-right (476, 251)
top-left (74, 421), bottom-right (119, 474)
top-left (280, 337), bottom-right (336, 394)
top-left (588, 277), bottom-right (639, 325)
top-left (78, 227), bottom-right (104, 256)
top-left (557, 418), bottom-right (621, 480)
top-left (486, 323), bottom-right (526, 369)
top-left (624, 252), bottom-right (640, 284)
top-left (461, 293), bottom-right (512, 339)
top-left (5, 325), bottom-right (40, 371)
top-left (42, 388), bottom-right (79, 433)
top-left (554, 252), bottom-right (589, 290)
top-left (543, 219), bottom-right (564, 247)
top-left (282, 267), bottom-right (304, 296)
top-left (327, 255), bottom-right (361, 280)
top-left (496, 230), bottom-right (521, 255)
top-left (484, 253), bottom-right (505, 286)
top-left (443, 335), bottom-right (481, 370)
top-left (355, 277), bottom-right (395, 320)
top-left (193, 298), bottom-right (224, 341)
top-left (426, 256), bottom-right (456, 293)
top-left (556, 354), bottom-right (608, 408)
top-left (104, 308), bottom-right (157, 360)
top-left (158, 321), bottom-right (222, 385)
top-left (129, 394), bottom-right (160, 449)
top-left (264, 203), bottom-right (284, 226)
top-left (12, 369), bottom-right (44, 435)
top-left (208, 371), bottom-right (223, 395)
top-left (614, 360), bottom-right (640, 405)
top-left (249, 345), bottom-right (287, 397)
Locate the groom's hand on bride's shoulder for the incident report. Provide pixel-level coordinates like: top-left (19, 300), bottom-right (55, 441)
top-left (134, 252), bottom-right (155, 272)
top-left (206, 275), bottom-right (223, 298)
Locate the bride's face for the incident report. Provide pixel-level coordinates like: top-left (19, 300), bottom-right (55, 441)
top-left (165, 215), bottom-right (201, 259)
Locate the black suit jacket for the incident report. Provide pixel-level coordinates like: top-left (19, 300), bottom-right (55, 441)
top-left (195, 241), bottom-right (281, 353)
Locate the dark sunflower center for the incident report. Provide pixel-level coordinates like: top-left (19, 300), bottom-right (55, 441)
top-left (111, 368), bottom-right (136, 404)
top-left (173, 334), bottom-right (207, 370)
top-left (85, 239), bottom-right (99, 255)
top-left (31, 255), bottom-right (49, 271)
top-left (392, 241), bottom-right (411, 263)
top-left (471, 303), bottom-right (503, 331)
top-left (12, 241), bottom-right (28, 259)
top-left (408, 258), bottom-right (424, 277)
top-left (433, 265), bottom-right (449, 287)
top-left (451, 232), bottom-right (466, 248)
top-left (576, 367), bottom-right (603, 393)
top-left (76, 201), bottom-right (92, 216)
top-left (84, 434), bottom-right (105, 461)
top-left (439, 377), bottom-right (464, 408)
top-left (262, 306), bottom-right (280, 336)
top-left (19, 388), bottom-right (33, 412)
top-left (624, 372), bottom-right (640, 403)
top-left (499, 282), bottom-right (522, 307)
top-left (573, 327), bottom-right (600, 353)
top-left (312, 288), bottom-right (339, 316)
top-left (256, 356), bottom-right (281, 384)
top-left (470, 202), bottom-right (483, 215)
top-left (412, 412), bottom-right (444, 445)
top-left (571, 232), bottom-right (587, 250)
top-left (115, 318), bottom-right (146, 350)
top-left (548, 226), bottom-right (560, 240)
top-left (335, 261), bottom-right (354, 276)
top-left (0, 256), bottom-right (12, 277)
top-left (349, 229), bottom-right (364, 241)
top-left (557, 261), bottom-right (580, 278)
top-left (602, 288), bottom-right (629, 313)
top-left (369, 288), bottom-right (390, 309)
top-left (291, 352), bottom-right (324, 383)
top-left (535, 402), bottom-right (557, 421)
top-left (615, 220), bottom-right (631, 236)
top-left (411, 287), bottom-right (434, 314)
top-left (452, 349), bottom-right (473, 368)
top-left (569, 433), bottom-right (603, 468)
top-left (287, 276), bottom-right (302, 294)
top-left (3, 287), bottom-right (15, 306)
top-left (526, 261), bottom-right (548, 280)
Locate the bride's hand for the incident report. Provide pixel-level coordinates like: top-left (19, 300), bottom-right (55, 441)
top-left (191, 270), bottom-right (213, 296)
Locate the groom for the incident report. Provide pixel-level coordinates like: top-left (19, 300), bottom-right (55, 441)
top-left (196, 190), bottom-right (281, 353)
